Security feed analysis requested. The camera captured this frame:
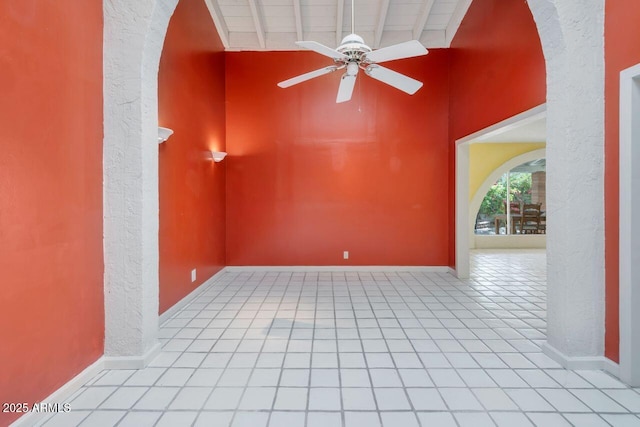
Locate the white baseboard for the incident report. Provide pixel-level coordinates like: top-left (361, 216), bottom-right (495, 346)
top-left (474, 234), bottom-right (547, 249)
top-left (10, 358), bottom-right (105, 427)
top-left (604, 357), bottom-right (621, 378)
top-left (103, 342), bottom-right (162, 370)
top-left (224, 266), bottom-right (451, 273)
top-left (543, 343), bottom-right (626, 383)
top-left (542, 342), bottom-right (608, 370)
top-left (159, 268), bottom-right (227, 325)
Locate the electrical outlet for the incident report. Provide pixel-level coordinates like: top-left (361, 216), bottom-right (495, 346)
top-left (191, 269), bottom-right (196, 283)
top-left (343, 251), bottom-right (349, 260)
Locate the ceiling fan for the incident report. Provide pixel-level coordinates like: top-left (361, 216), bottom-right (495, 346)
top-left (277, 0), bottom-right (429, 103)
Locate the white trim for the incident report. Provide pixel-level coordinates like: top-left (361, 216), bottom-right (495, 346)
top-left (455, 142), bottom-right (470, 279)
top-left (456, 105), bottom-right (547, 145)
top-left (454, 105), bottom-right (546, 279)
top-left (474, 234), bottom-right (546, 249)
top-left (605, 358), bottom-right (621, 379)
top-left (9, 358), bottom-right (105, 427)
top-left (103, 342), bottom-right (162, 370)
top-left (542, 343), bottom-right (620, 378)
top-left (619, 63), bottom-right (640, 386)
top-left (224, 266), bottom-right (451, 273)
top-left (542, 342), bottom-right (607, 370)
top-left (159, 268), bottom-right (228, 325)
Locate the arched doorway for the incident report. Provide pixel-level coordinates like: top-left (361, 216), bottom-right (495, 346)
top-left (102, 0), bottom-right (608, 374)
top-left (471, 149), bottom-right (547, 241)
top-left (103, 0), bottom-right (179, 366)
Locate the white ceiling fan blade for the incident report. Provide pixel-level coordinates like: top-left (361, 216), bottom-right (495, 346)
top-left (365, 65), bottom-right (423, 95)
top-left (296, 41), bottom-right (348, 60)
top-left (336, 72), bottom-right (357, 103)
top-left (364, 40), bottom-right (428, 64)
top-left (277, 65), bottom-right (339, 88)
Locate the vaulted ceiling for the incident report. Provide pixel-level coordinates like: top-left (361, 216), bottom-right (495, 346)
top-left (204, 0), bottom-right (473, 51)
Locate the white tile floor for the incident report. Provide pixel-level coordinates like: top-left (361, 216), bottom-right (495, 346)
top-left (39, 250), bottom-right (640, 427)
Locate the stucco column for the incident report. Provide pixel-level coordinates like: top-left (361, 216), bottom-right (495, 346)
top-left (103, 0), bottom-right (178, 366)
top-left (529, 0), bottom-right (606, 365)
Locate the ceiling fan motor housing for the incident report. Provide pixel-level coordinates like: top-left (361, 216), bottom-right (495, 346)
top-left (337, 33), bottom-right (372, 61)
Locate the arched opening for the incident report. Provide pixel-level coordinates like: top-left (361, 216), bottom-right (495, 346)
top-left (472, 150), bottom-right (546, 246)
top-left (526, 1), bottom-right (606, 369)
top-left (455, 106), bottom-right (545, 277)
top-left (454, 1), bottom-right (607, 369)
top-left (103, 0), bottom-right (179, 365)
top-left (102, 0), bottom-right (608, 373)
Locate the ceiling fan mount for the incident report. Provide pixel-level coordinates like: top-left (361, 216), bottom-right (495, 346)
top-left (336, 33), bottom-right (371, 61)
top-left (277, 1), bottom-right (429, 103)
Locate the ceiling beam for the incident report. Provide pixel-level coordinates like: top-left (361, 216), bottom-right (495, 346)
top-left (373, 0), bottom-right (390, 48)
top-left (247, 0), bottom-right (266, 49)
top-left (413, 0), bottom-right (435, 40)
top-left (445, 0), bottom-right (473, 46)
top-left (336, 0), bottom-right (344, 45)
top-left (203, 0), bottom-right (230, 48)
top-left (293, 0), bottom-right (303, 41)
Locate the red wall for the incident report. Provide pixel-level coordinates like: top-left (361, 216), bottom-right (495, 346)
top-left (158, 0), bottom-right (226, 313)
top-left (0, 2), bottom-right (104, 425)
top-left (603, 0), bottom-right (640, 363)
top-left (225, 51), bottom-right (450, 266)
top-left (448, 0), bottom-right (546, 265)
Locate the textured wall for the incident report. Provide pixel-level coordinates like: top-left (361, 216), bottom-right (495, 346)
top-left (0, 2), bottom-right (103, 425)
top-left (158, 0), bottom-right (226, 313)
top-left (225, 50), bottom-right (451, 266)
top-left (103, 0), bottom-right (177, 359)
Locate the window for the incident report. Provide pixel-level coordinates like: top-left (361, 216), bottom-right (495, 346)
top-left (475, 159), bottom-right (546, 235)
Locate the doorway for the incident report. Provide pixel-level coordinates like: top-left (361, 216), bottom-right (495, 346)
top-left (619, 63), bottom-right (640, 386)
top-left (455, 105), bottom-right (546, 278)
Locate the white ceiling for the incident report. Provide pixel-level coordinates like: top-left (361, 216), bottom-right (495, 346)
top-left (204, 0), bottom-right (473, 51)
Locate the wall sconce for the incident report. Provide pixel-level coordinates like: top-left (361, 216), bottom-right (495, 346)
top-left (211, 151), bottom-right (227, 162)
top-left (158, 127), bottom-right (174, 144)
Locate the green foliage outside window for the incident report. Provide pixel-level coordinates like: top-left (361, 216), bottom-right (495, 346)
top-left (479, 172), bottom-right (532, 217)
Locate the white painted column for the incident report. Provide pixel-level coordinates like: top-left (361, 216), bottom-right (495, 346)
top-left (529, 0), bottom-right (606, 365)
top-left (103, 0), bottom-right (178, 367)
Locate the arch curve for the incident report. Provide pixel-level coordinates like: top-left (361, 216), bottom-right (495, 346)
top-left (526, 0), bottom-right (606, 365)
top-left (527, 0), bottom-right (565, 60)
top-left (102, 0), bottom-right (608, 373)
top-left (469, 148), bottom-right (546, 238)
top-left (103, 0), bottom-right (178, 363)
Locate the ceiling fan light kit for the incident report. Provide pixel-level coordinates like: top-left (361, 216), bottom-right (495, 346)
top-left (277, 1), bottom-right (428, 103)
